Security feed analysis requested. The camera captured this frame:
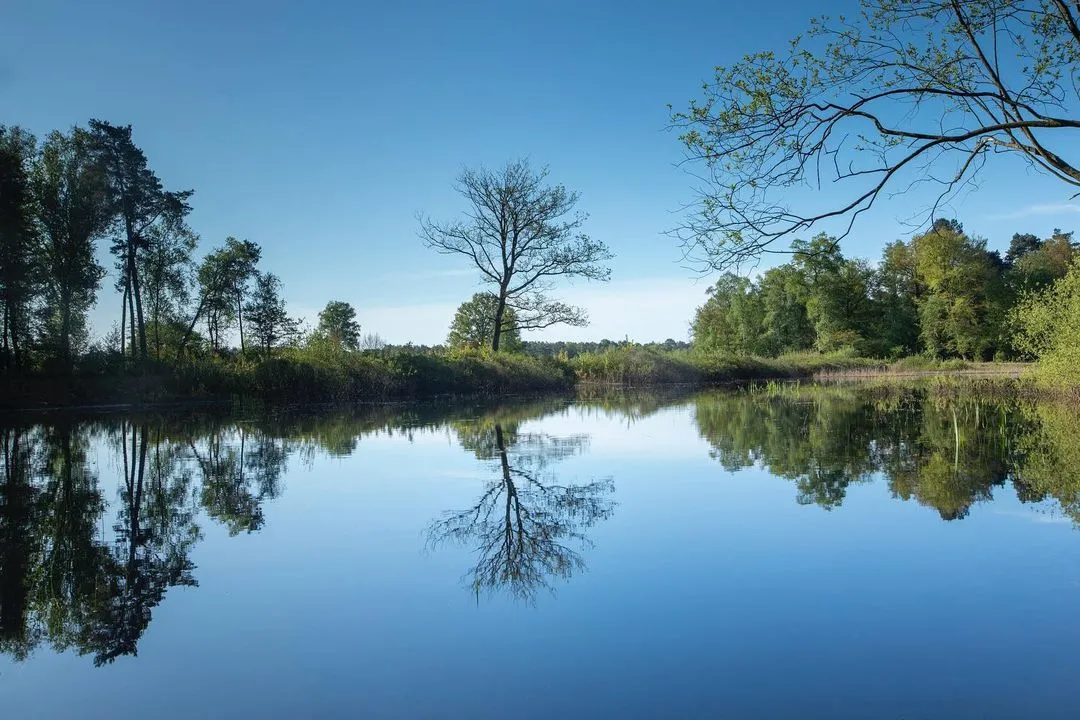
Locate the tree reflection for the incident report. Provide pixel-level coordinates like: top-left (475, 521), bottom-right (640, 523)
top-left (189, 426), bottom-right (286, 535)
top-left (428, 413), bottom-right (615, 602)
top-left (693, 386), bottom-right (1050, 521)
top-left (80, 422), bottom-right (199, 664)
top-left (33, 423), bottom-right (111, 657)
top-left (5, 386), bottom-right (1080, 666)
top-left (0, 426), bottom-right (38, 659)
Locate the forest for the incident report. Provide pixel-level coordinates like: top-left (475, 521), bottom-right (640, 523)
top-left (691, 221), bottom-right (1075, 361)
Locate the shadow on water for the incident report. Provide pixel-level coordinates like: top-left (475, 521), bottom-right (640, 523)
top-left (2, 384), bottom-right (1080, 665)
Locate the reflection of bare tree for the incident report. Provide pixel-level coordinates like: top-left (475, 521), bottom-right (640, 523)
top-left (428, 422), bottom-right (614, 602)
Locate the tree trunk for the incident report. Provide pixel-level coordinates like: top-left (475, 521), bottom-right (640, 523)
top-left (491, 292), bottom-right (507, 352)
top-left (120, 279), bottom-right (129, 357)
top-left (153, 302), bottom-right (161, 361)
top-left (178, 297), bottom-right (207, 358)
top-left (60, 288), bottom-right (73, 369)
top-left (236, 289), bottom-right (245, 357)
top-left (130, 253), bottom-right (147, 361)
top-left (7, 304), bottom-right (20, 371)
top-left (1, 304), bottom-right (9, 371)
top-left (126, 274), bottom-right (137, 360)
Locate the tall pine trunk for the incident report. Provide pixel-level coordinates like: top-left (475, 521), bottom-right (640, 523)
top-left (132, 262), bottom-right (147, 360)
top-left (120, 279), bottom-right (129, 357)
top-left (126, 272), bottom-right (137, 360)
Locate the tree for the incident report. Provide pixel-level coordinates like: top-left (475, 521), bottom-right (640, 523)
top-left (181, 237), bottom-right (260, 355)
top-left (0, 126), bottom-right (37, 371)
top-left (316, 300), bottom-right (360, 350)
top-left (1005, 233), bottom-right (1043, 267)
top-left (910, 219), bottom-right (1002, 359)
top-left (359, 332), bottom-right (386, 351)
top-left (670, 0), bottom-right (1080, 269)
top-left (32, 129), bottom-right (112, 366)
top-left (691, 273), bottom-right (763, 355)
top-left (89, 120), bottom-right (192, 361)
top-left (244, 272), bottom-right (300, 354)
top-left (139, 216), bottom-right (197, 360)
top-left (793, 235), bottom-right (877, 353)
top-left (874, 241), bottom-right (921, 357)
top-left (757, 264), bottom-right (814, 355)
top-left (447, 293), bottom-right (523, 351)
top-left (1009, 229), bottom-right (1076, 293)
top-left (420, 159), bottom-right (612, 351)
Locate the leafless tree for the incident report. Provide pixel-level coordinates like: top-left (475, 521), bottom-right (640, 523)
top-left (419, 159), bottom-right (612, 351)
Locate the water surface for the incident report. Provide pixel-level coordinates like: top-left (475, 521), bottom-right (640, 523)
top-left (2, 386), bottom-right (1079, 719)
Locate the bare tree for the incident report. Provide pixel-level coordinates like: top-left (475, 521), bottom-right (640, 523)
top-left (670, 0), bottom-right (1080, 270)
top-left (419, 159), bottom-right (612, 351)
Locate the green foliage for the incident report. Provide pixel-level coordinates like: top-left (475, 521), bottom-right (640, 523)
top-left (33, 128), bottom-right (112, 365)
top-left (244, 272), bottom-right (300, 354)
top-left (448, 292), bottom-right (523, 352)
top-left (315, 300), bottom-right (361, 350)
top-left (0, 126), bottom-right (38, 371)
top-left (1012, 259), bottom-right (1080, 388)
top-left (691, 222), bottom-right (1027, 361)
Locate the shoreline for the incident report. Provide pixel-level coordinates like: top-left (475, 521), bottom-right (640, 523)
top-left (0, 356), bottom-right (1036, 414)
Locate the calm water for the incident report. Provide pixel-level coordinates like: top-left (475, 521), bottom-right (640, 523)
top-left (2, 386), bottom-right (1080, 719)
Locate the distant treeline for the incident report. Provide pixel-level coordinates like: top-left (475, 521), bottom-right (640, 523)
top-left (692, 219), bottom-right (1075, 361)
top-left (521, 339), bottom-right (691, 358)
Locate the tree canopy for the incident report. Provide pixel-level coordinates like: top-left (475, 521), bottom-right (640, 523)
top-left (447, 293), bottom-right (523, 351)
top-left (316, 300), bottom-right (361, 350)
top-left (692, 219), bottom-right (1071, 360)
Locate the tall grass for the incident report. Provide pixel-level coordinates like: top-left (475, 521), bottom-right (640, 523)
top-left (0, 342), bottom-right (1033, 410)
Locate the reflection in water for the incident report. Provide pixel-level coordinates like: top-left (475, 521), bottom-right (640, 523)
top-left (428, 410), bottom-right (615, 602)
top-left (2, 386), bottom-right (1080, 666)
top-left (693, 385), bottom-right (1080, 522)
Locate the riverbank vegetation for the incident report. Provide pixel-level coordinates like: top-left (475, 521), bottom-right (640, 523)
top-left (8, 1), bottom-right (1080, 408)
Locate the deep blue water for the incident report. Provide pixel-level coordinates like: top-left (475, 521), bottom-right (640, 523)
top-left (2, 387), bottom-right (1079, 719)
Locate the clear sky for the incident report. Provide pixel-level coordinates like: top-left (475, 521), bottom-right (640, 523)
top-left (5, 0), bottom-right (1080, 344)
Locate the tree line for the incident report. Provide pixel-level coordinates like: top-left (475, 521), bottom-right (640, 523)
top-left (0, 120), bottom-right (388, 373)
top-left (691, 219), bottom-right (1076, 360)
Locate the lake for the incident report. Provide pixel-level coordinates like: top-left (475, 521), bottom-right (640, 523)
top-left (2, 384), bottom-right (1079, 719)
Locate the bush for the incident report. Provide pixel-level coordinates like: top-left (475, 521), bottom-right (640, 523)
top-left (1012, 260), bottom-right (1080, 388)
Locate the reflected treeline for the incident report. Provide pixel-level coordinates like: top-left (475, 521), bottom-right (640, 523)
top-left (7, 385), bottom-right (1080, 664)
top-left (0, 414), bottom-right (298, 665)
top-left (694, 384), bottom-right (1080, 522)
top-left (0, 395), bottom-right (636, 664)
top-left (427, 403), bottom-right (616, 602)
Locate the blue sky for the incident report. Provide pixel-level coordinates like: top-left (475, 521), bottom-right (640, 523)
top-left (5, 0), bottom-right (1080, 344)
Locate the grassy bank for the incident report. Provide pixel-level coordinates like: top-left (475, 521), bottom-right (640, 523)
top-left (0, 345), bottom-right (1032, 411)
top-left (0, 348), bottom-right (575, 409)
